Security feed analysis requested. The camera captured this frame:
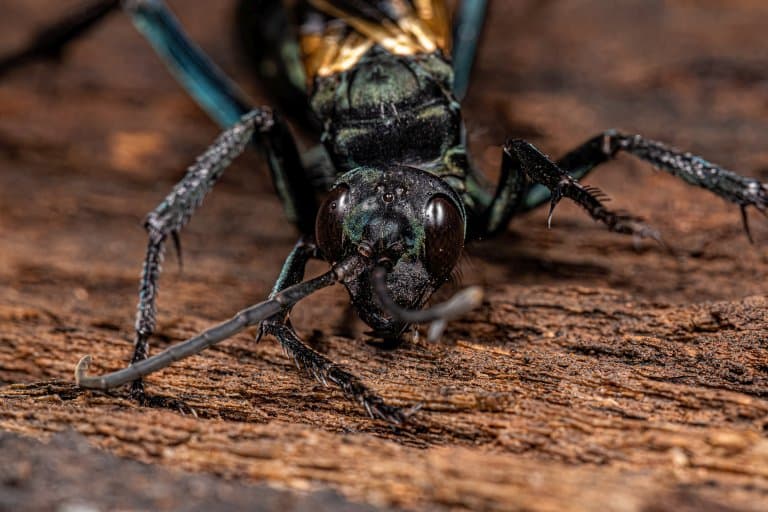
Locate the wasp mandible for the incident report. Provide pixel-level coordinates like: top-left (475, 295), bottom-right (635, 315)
top-left (2, 0), bottom-right (765, 424)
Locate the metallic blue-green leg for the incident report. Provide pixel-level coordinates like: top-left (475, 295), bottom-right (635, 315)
top-left (521, 131), bottom-right (768, 241)
top-left (451, 0), bottom-right (488, 100)
top-left (124, 0), bottom-right (251, 128)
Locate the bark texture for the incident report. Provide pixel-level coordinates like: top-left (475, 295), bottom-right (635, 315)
top-left (1, 1), bottom-right (767, 510)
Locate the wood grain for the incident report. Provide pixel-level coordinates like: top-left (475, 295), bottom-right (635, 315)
top-left (1, 1), bottom-right (767, 510)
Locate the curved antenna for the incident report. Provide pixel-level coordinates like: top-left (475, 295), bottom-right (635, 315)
top-left (372, 267), bottom-right (483, 342)
top-left (75, 262), bottom-right (353, 390)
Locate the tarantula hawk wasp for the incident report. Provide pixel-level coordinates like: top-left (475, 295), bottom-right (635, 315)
top-left (2, 0), bottom-right (766, 424)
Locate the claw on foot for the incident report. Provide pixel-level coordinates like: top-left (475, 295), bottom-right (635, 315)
top-left (361, 395), bottom-right (422, 425)
top-left (740, 205), bottom-right (757, 244)
top-left (614, 216), bottom-right (667, 250)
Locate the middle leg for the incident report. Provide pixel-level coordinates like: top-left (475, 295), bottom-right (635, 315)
top-left (476, 139), bottom-right (659, 240)
top-left (520, 131), bottom-right (768, 240)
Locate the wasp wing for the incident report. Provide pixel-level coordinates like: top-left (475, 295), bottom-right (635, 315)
top-left (300, 0), bottom-right (452, 82)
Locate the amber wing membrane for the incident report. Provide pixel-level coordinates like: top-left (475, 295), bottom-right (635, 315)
top-left (300, 0), bottom-right (452, 82)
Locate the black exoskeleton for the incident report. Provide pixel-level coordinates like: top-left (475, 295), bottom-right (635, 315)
top-left (2, 0), bottom-right (766, 424)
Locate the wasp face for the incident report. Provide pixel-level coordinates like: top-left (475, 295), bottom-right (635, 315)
top-left (315, 166), bottom-right (465, 338)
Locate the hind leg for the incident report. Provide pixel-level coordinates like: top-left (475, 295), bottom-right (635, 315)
top-left (0, 0), bottom-right (120, 77)
top-left (452, 0), bottom-right (488, 100)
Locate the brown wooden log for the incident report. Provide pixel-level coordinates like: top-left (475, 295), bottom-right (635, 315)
top-left (1, 1), bottom-right (767, 510)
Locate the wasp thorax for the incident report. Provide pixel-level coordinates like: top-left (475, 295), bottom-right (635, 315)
top-left (348, 56), bottom-right (420, 113)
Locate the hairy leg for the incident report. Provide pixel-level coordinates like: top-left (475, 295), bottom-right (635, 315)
top-left (521, 131), bottom-right (768, 240)
top-left (263, 322), bottom-right (407, 424)
top-left (503, 139), bottom-right (661, 240)
top-left (255, 238), bottom-right (408, 424)
top-left (129, 109), bottom-right (315, 403)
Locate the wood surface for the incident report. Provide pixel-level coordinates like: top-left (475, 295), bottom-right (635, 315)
top-left (1, 1), bottom-right (767, 510)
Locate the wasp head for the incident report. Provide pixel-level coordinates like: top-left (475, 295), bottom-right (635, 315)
top-left (315, 166), bottom-right (465, 338)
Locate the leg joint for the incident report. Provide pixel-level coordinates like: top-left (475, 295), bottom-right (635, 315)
top-left (599, 129), bottom-right (633, 157)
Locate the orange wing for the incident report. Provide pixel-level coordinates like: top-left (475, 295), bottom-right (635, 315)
top-left (300, 0), bottom-right (452, 82)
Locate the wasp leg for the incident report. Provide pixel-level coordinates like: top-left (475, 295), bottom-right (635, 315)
top-left (255, 235), bottom-right (318, 339)
top-left (129, 109), bottom-right (315, 406)
top-left (474, 148), bottom-right (528, 237)
top-left (495, 139), bottom-right (661, 240)
top-left (264, 322), bottom-right (407, 425)
top-left (521, 131), bottom-right (768, 241)
top-left (452, 0), bottom-right (488, 100)
top-left (124, 0), bottom-right (253, 128)
top-left (0, 0), bottom-right (120, 78)
top-left (126, 0), bottom-right (318, 231)
top-left (253, 238), bottom-right (407, 424)
top-left (129, 112), bottom-right (258, 405)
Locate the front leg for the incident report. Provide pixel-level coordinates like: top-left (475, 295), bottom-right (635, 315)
top-left (262, 322), bottom-right (407, 424)
top-left (504, 139), bottom-right (661, 240)
top-left (255, 235), bottom-right (318, 340)
top-left (254, 237), bottom-right (407, 423)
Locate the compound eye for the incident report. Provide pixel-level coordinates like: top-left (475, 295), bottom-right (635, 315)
top-left (424, 196), bottom-right (464, 280)
top-left (315, 185), bottom-right (350, 263)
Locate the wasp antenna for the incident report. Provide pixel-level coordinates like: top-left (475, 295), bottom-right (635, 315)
top-left (372, 267), bottom-right (483, 340)
top-left (74, 261), bottom-right (352, 390)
